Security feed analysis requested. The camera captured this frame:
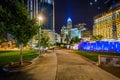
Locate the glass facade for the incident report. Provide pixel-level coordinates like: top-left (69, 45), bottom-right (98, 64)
top-left (71, 28), bottom-right (81, 39)
top-left (27, 0), bottom-right (54, 31)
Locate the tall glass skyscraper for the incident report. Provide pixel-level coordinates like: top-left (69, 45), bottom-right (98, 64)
top-left (27, 0), bottom-right (55, 31)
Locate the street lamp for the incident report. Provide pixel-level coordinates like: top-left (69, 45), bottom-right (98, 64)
top-left (38, 16), bottom-right (43, 56)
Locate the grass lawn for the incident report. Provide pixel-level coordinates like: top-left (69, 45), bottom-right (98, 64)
top-left (74, 50), bottom-right (120, 62)
top-left (0, 50), bottom-right (38, 67)
top-left (74, 50), bottom-right (120, 78)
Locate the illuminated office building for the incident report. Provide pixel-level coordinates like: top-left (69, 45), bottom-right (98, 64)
top-left (67, 18), bottom-right (72, 29)
top-left (61, 27), bottom-right (82, 43)
top-left (27, 0), bottom-right (55, 31)
top-left (71, 28), bottom-right (81, 39)
top-left (60, 18), bottom-right (83, 43)
top-left (93, 7), bottom-right (120, 39)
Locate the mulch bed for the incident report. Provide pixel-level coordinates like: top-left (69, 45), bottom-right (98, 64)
top-left (3, 61), bottom-right (32, 72)
top-left (99, 65), bottom-right (120, 78)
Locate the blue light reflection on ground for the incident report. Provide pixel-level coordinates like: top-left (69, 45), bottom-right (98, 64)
top-left (78, 41), bottom-right (120, 53)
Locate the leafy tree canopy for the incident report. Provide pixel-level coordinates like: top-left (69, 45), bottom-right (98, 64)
top-left (40, 31), bottom-right (50, 48)
top-left (0, 0), bottom-right (39, 45)
top-left (70, 36), bottom-right (81, 44)
top-left (91, 35), bottom-right (103, 41)
top-left (0, 0), bottom-right (40, 64)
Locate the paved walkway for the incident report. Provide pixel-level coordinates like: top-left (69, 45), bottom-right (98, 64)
top-left (55, 50), bottom-right (120, 80)
top-left (0, 49), bottom-right (120, 80)
top-left (0, 50), bottom-right (57, 80)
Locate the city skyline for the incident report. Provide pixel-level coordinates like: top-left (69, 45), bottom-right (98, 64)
top-left (0, 1), bottom-right (120, 79)
top-left (55, 0), bottom-right (119, 33)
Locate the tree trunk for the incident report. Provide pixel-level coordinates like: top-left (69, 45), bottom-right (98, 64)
top-left (20, 44), bottom-right (23, 65)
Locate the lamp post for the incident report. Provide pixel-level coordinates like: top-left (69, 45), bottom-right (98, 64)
top-left (38, 16), bottom-right (43, 56)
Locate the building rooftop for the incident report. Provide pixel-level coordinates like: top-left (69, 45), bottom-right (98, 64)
top-left (67, 18), bottom-right (72, 22)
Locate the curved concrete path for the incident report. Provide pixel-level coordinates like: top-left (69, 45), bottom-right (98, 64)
top-left (0, 49), bottom-right (120, 80)
top-left (55, 49), bottom-right (120, 80)
top-left (0, 50), bottom-right (57, 80)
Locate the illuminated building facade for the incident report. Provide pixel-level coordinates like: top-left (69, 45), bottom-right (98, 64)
top-left (67, 18), bottom-right (72, 29)
top-left (26, 0), bottom-right (56, 48)
top-left (55, 33), bottom-right (61, 43)
top-left (60, 18), bottom-right (82, 43)
top-left (61, 27), bottom-right (82, 44)
top-left (61, 26), bottom-right (67, 43)
top-left (93, 8), bottom-right (120, 39)
top-left (27, 0), bottom-right (55, 31)
top-left (43, 30), bottom-right (56, 44)
top-left (71, 28), bottom-right (81, 39)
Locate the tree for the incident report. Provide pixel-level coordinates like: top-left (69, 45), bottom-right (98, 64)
top-left (0, 0), bottom-right (39, 64)
top-left (0, 5), bottom-right (7, 43)
top-left (70, 36), bottom-right (81, 44)
top-left (91, 36), bottom-right (97, 41)
top-left (40, 31), bottom-right (50, 49)
top-left (91, 35), bottom-right (103, 41)
top-left (97, 35), bottom-right (103, 40)
top-left (0, 34), bottom-right (7, 44)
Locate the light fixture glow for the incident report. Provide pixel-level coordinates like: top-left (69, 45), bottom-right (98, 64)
top-left (38, 16), bottom-right (43, 21)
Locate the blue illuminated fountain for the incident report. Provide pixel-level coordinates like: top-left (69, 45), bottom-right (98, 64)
top-left (78, 40), bottom-right (120, 53)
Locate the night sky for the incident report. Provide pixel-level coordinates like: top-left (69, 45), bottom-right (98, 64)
top-left (55, 0), bottom-right (109, 33)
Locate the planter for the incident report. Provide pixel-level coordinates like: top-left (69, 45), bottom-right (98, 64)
top-left (2, 61), bottom-right (33, 72)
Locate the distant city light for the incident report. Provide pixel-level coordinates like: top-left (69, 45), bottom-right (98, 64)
top-left (67, 17), bottom-right (72, 22)
top-left (97, 7), bottom-right (100, 10)
top-left (90, 2), bottom-right (93, 6)
top-left (95, 0), bottom-right (97, 3)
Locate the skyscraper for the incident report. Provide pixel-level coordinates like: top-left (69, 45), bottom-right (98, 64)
top-left (60, 18), bottom-right (83, 44)
top-left (67, 18), bottom-right (72, 29)
top-left (27, 0), bottom-right (55, 31)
